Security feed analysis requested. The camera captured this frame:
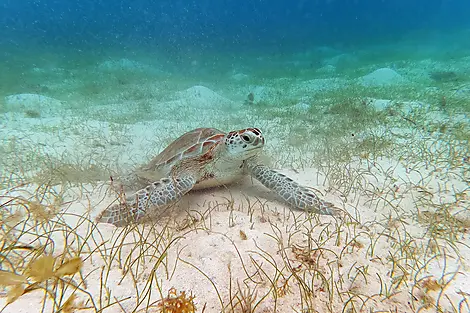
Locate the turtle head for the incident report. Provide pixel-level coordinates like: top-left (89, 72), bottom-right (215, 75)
top-left (224, 128), bottom-right (265, 159)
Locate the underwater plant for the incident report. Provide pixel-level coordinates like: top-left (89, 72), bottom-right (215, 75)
top-left (155, 288), bottom-right (196, 313)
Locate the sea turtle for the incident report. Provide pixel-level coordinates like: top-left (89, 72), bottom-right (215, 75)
top-left (96, 127), bottom-right (341, 226)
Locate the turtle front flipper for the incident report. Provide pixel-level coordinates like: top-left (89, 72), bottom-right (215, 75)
top-left (246, 162), bottom-right (341, 217)
top-left (96, 175), bottom-right (196, 226)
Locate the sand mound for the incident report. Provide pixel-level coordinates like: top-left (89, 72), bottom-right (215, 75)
top-left (359, 67), bottom-right (407, 86)
top-left (3, 93), bottom-right (65, 116)
top-left (172, 85), bottom-right (235, 109)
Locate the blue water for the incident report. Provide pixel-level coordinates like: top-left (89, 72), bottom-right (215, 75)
top-left (2, 0), bottom-right (470, 52)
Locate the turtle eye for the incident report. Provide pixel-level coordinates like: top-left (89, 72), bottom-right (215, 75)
top-left (241, 134), bottom-right (250, 142)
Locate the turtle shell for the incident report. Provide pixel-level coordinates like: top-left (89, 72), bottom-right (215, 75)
top-left (135, 128), bottom-right (226, 181)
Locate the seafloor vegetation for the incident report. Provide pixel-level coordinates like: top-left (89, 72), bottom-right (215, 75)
top-left (0, 42), bottom-right (469, 312)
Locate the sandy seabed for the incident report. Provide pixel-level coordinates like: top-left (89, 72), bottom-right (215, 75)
top-left (1, 52), bottom-right (470, 313)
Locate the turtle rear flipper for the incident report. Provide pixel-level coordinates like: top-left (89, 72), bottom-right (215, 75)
top-left (97, 175), bottom-right (196, 226)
